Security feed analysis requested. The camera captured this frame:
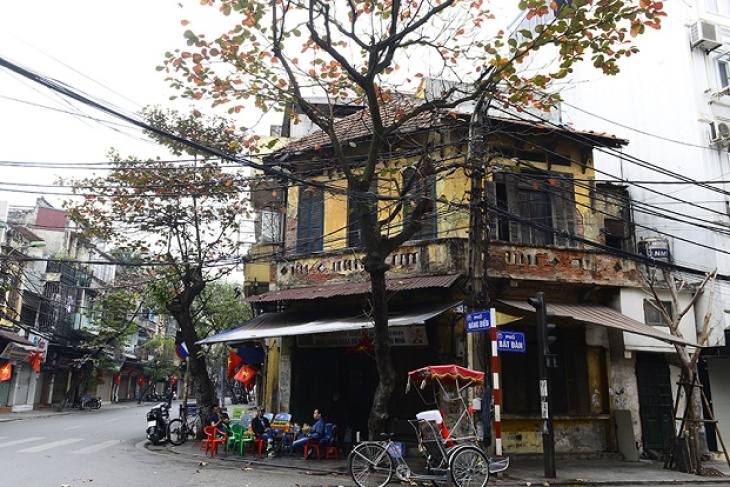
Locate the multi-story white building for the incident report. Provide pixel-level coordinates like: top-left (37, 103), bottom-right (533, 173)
top-left (510, 1), bottom-right (730, 457)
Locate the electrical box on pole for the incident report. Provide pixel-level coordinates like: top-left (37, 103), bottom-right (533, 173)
top-left (527, 292), bottom-right (556, 478)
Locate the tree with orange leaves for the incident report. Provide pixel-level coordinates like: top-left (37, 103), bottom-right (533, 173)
top-left (162, 0), bottom-right (665, 438)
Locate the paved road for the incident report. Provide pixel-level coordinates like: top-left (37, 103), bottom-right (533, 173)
top-left (0, 402), bottom-right (347, 487)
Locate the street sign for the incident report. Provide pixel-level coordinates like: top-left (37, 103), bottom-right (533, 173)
top-left (497, 331), bottom-right (526, 353)
top-left (465, 310), bottom-right (492, 333)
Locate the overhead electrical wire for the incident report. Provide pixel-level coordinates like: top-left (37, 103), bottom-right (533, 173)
top-left (3, 54), bottom-right (730, 284)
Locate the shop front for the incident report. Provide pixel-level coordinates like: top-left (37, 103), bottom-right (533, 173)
top-left (199, 299), bottom-right (463, 440)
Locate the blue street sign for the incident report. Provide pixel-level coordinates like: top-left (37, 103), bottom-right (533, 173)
top-left (497, 331), bottom-right (526, 353)
top-left (466, 310), bottom-right (492, 333)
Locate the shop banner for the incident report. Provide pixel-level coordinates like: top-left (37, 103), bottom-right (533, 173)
top-left (297, 325), bottom-right (428, 348)
top-left (0, 342), bottom-right (33, 361)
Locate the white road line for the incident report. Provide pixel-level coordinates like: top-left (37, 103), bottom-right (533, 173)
top-left (71, 440), bottom-right (121, 454)
top-left (18, 438), bottom-right (83, 452)
top-left (64, 425), bottom-right (82, 430)
top-left (105, 418), bottom-right (119, 423)
top-left (0, 437), bottom-right (44, 448)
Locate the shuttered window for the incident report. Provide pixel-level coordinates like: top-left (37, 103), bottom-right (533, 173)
top-left (490, 171), bottom-right (576, 247)
top-left (348, 182), bottom-right (378, 248)
top-left (296, 186), bottom-right (324, 254)
top-left (402, 167), bottom-right (437, 241)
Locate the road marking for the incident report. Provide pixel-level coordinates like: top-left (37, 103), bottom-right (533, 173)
top-left (0, 437), bottom-right (44, 448)
top-left (72, 440), bottom-right (121, 454)
top-left (64, 425), bottom-right (82, 430)
top-left (18, 438), bottom-right (83, 452)
top-left (105, 418), bottom-right (119, 423)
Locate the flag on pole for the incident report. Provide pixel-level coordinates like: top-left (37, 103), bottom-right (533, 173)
top-left (234, 365), bottom-right (256, 385)
top-left (227, 351), bottom-right (242, 378)
top-left (175, 331), bottom-right (189, 359)
top-left (175, 342), bottom-right (189, 359)
top-left (0, 362), bottom-right (12, 381)
top-left (28, 351), bottom-right (42, 373)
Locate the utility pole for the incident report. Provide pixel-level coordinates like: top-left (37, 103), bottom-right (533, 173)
top-left (528, 292), bottom-right (556, 478)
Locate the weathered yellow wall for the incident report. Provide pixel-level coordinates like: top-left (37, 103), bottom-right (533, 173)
top-left (264, 339), bottom-right (280, 411)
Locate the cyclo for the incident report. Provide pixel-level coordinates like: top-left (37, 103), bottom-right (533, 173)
top-left (348, 365), bottom-right (508, 487)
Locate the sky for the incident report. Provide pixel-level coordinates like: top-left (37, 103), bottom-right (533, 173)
top-left (0, 0), bottom-right (232, 209)
top-left (0, 1), bottom-right (522, 210)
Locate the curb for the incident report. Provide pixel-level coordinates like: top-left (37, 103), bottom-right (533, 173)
top-left (158, 441), bottom-right (348, 477)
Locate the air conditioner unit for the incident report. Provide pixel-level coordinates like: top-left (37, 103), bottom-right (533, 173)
top-left (711, 120), bottom-right (730, 146)
top-left (690, 20), bottom-right (722, 52)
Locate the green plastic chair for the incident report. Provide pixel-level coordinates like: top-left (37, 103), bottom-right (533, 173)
top-left (227, 423), bottom-right (246, 454)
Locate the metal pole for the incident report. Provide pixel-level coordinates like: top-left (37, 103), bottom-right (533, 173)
top-left (489, 308), bottom-right (503, 457)
top-left (531, 292), bottom-right (556, 478)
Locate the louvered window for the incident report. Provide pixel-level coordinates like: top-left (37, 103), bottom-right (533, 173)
top-left (402, 167), bottom-right (437, 241)
top-left (296, 186), bottom-right (324, 254)
top-left (489, 171), bottom-right (576, 247)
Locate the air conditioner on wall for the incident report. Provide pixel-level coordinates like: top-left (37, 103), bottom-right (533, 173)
top-left (710, 120), bottom-right (730, 146)
top-left (690, 19), bottom-right (722, 52)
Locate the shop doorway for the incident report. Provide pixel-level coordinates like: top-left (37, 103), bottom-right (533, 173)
top-left (636, 353), bottom-right (673, 453)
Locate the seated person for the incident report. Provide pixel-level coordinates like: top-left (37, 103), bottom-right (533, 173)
top-left (210, 405), bottom-right (230, 436)
top-left (291, 408), bottom-right (325, 456)
top-left (251, 406), bottom-right (273, 441)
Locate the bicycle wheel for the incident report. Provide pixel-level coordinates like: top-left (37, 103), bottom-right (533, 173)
top-left (167, 419), bottom-right (187, 446)
top-left (348, 442), bottom-right (393, 487)
top-left (449, 446), bottom-right (489, 487)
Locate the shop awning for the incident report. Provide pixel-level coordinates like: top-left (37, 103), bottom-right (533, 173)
top-left (0, 330), bottom-right (34, 346)
top-left (497, 300), bottom-right (700, 347)
top-left (244, 274), bottom-right (462, 302)
top-left (197, 300), bottom-right (461, 345)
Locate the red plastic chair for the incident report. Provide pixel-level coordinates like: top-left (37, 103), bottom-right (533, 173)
top-left (252, 433), bottom-right (266, 456)
top-left (325, 425), bottom-right (338, 459)
top-left (202, 425), bottom-right (227, 457)
top-left (303, 437), bottom-right (320, 460)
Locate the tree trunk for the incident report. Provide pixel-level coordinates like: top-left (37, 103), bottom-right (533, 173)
top-left (366, 263), bottom-right (396, 440)
top-left (165, 268), bottom-right (217, 432)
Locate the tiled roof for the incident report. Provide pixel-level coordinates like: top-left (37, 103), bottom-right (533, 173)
top-left (270, 100), bottom-right (625, 157)
top-left (272, 100), bottom-right (441, 154)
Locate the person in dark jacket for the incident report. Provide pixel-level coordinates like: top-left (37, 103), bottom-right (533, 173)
top-left (251, 406), bottom-right (273, 441)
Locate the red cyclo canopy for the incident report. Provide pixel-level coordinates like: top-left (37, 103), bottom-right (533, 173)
top-left (408, 364), bottom-right (484, 387)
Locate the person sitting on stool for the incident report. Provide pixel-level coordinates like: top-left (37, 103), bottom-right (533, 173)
top-left (291, 408), bottom-right (325, 457)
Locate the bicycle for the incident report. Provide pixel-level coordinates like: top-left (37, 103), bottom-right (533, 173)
top-left (349, 419), bottom-right (495, 487)
top-left (349, 365), bottom-right (509, 487)
top-left (168, 403), bottom-right (201, 446)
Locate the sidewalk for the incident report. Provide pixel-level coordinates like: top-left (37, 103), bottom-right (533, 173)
top-left (3, 402), bottom-right (730, 485)
top-left (161, 428), bottom-right (730, 486)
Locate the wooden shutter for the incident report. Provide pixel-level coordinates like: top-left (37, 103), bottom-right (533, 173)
top-left (502, 173), bottom-right (523, 243)
top-left (296, 186), bottom-right (324, 254)
top-left (551, 174), bottom-right (576, 247)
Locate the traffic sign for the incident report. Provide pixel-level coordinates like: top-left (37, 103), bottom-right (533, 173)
top-left (497, 330), bottom-right (526, 353)
top-left (466, 310), bottom-right (492, 333)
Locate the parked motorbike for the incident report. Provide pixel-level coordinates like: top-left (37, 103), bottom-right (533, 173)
top-left (146, 402), bottom-right (171, 445)
top-left (72, 394), bottom-right (102, 410)
top-left (83, 395), bottom-right (102, 409)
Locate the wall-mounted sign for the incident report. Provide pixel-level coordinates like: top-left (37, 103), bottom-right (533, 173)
top-left (497, 331), bottom-right (526, 353)
top-left (466, 310), bottom-right (493, 333)
top-left (0, 342), bottom-right (33, 361)
top-left (27, 332), bottom-right (48, 362)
